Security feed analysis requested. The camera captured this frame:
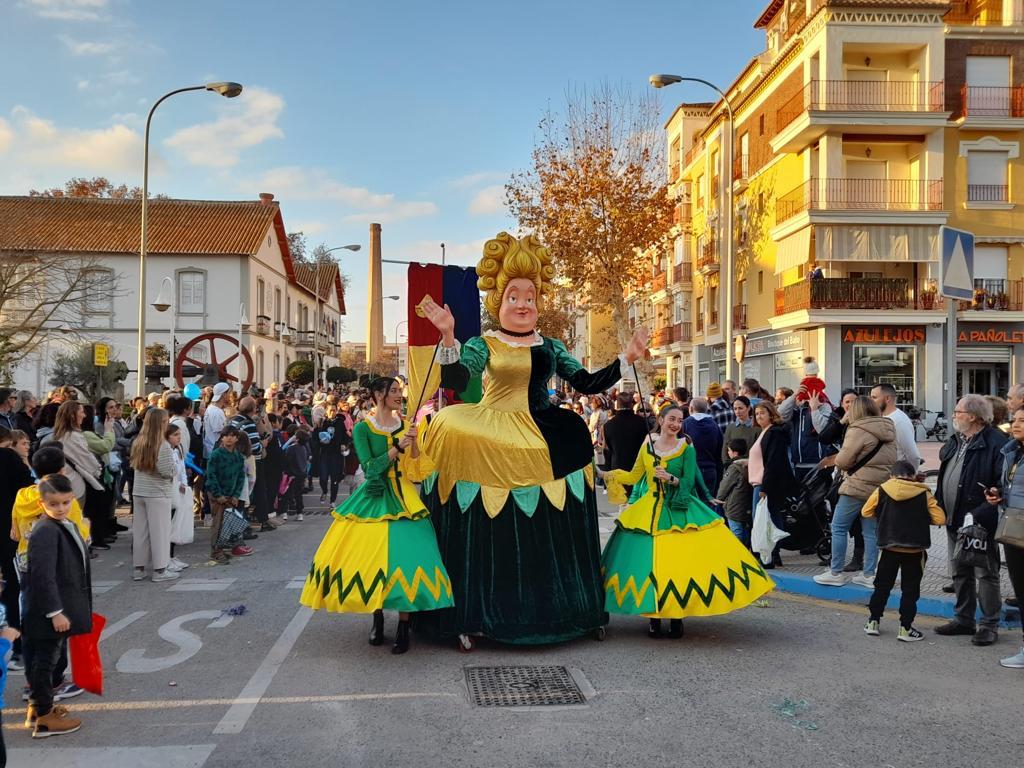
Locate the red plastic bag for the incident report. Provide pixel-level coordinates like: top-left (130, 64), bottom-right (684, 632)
top-left (69, 612), bottom-right (106, 696)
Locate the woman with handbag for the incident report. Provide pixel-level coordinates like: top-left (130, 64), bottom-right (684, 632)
top-left (986, 405), bottom-right (1024, 668)
top-left (748, 400), bottom-right (796, 568)
top-left (129, 408), bottom-right (179, 582)
top-left (813, 396), bottom-right (896, 588)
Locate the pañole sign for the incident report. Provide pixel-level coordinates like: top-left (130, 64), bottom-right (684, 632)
top-left (958, 327), bottom-right (1024, 344)
top-left (842, 326), bottom-right (926, 344)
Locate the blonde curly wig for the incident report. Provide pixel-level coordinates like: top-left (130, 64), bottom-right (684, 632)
top-left (477, 232), bottom-right (556, 318)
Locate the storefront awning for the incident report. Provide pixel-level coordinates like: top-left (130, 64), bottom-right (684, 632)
top-left (774, 227), bottom-right (811, 275)
top-left (815, 225), bottom-right (938, 263)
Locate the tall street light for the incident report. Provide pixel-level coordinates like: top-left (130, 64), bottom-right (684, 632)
top-left (650, 74), bottom-right (736, 382)
top-left (314, 244), bottom-right (360, 389)
top-left (136, 81), bottom-right (243, 396)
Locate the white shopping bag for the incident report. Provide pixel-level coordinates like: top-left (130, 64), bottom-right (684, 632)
top-left (751, 495), bottom-right (790, 566)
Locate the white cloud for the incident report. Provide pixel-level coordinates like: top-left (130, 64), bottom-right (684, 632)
top-left (0, 118), bottom-right (13, 154)
top-left (164, 86), bottom-right (284, 168)
top-left (3, 106), bottom-right (145, 174)
top-left (58, 34), bottom-right (116, 56)
top-left (288, 220), bottom-right (328, 236)
top-left (241, 166), bottom-right (439, 224)
top-left (21, 0), bottom-right (108, 21)
top-left (390, 237), bottom-right (489, 267)
top-left (448, 170), bottom-right (506, 189)
top-left (468, 184), bottom-right (506, 216)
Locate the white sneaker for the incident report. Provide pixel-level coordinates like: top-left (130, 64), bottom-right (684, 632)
top-left (296, 514), bottom-right (304, 522)
top-left (280, 513), bottom-right (288, 521)
top-left (151, 569), bottom-right (180, 582)
top-left (166, 561), bottom-right (184, 572)
top-left (851, 573), bottom-right (875, 588)
top-left (170, 557), bottom-right (189, 570)
top-left (813, 570), bottom-right (848, 586)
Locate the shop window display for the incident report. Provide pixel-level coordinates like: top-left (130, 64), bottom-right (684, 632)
top-left (853, 345), bottom-right (915, 403)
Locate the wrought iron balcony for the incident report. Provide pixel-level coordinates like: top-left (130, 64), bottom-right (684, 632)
top-left (776, 178), bottom-right (944, 223)
top-left (774, 277), bottom-right (946, 313)
top-left (777, 80), bottom-right (945, 133)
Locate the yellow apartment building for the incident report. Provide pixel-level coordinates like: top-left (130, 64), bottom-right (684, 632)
top-left (652, 0), bottom-right (1024, 409)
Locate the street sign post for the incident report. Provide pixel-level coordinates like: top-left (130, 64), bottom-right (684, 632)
top-left (939, 226), bottom-right (975, 417)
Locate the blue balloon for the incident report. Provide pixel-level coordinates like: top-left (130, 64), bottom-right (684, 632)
top-left (183, 383), bottom-right (201, 400)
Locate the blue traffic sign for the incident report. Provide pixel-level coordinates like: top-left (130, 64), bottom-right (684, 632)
top-left (939, 226), bottom-right (974, 300)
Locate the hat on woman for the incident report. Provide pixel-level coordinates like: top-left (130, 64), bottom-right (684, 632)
top-left (212, 382), bottom-right (231, 401)
top-left (706, 382), bottom-right (724, 399)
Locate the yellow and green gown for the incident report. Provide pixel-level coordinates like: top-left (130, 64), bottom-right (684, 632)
top-left (300, 415), bottom-right (453, 614)
top-left (415, 332), bottom-right (626, 645)
top-left (602, 439), bottom-right (774, 619)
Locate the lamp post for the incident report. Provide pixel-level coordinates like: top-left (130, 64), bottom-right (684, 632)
top-left (650, 74), bottom-right (735, 382)
top-left (151, 276), bottom-right (176, 386)
top-left (394, 319), bottom-right (408, 345)
top-left (238, 303), bottom-right (249, 390)
top-left (136, 81), bottom-right (243, 397)
top-left (314, 244), bottom-right (360, 390)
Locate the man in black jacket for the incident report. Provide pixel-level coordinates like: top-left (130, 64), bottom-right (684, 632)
top-left (24, 473), bottom-right (92, 738)
top-left (603, 392), bottom-right (649, 473)
top-left (934, 394), bottom-right (1009, 646)
top-left (0, 426), bottom-right (33, 665)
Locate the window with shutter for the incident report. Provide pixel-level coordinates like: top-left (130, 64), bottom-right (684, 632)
top-left (967, 151), bottom-right (1009, 201)
top-left (178, 271), bottom-right (205, 313)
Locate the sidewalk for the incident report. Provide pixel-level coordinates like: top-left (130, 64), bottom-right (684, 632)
top-left (594, 439), bottom-right (1021, 628)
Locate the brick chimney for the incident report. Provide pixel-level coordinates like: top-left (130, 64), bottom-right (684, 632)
top-left (258, 192), bottom-right (275, 206)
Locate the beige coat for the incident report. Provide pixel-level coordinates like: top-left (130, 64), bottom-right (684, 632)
top-left (835, 416), bottom-right (897, 500)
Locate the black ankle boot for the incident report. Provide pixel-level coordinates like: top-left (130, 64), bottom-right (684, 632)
top-left (369, 610), bottom-right (384, 646)
top-left (771, 552), bottom-right (783, 568)
top-left (391, 620), bottom-right (410, 654)
top-left (648, 619), bottom-right (662, 638)
top-left (668, 619), bottom-right (684, 639)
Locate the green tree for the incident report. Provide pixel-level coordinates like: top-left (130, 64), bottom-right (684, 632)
top-left (48, 343), bottom-right (129, 401)
top-left (286, 359), bottom-right (314, 385)
top-left (326, 365), bottom-right (357, 384)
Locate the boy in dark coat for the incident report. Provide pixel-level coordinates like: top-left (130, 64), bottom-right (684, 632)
top-left (24, 473), bottom-right (92, 738)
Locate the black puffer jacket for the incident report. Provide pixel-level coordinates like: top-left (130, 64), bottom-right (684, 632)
top-left (935, 426), bottom-right (1009, 533)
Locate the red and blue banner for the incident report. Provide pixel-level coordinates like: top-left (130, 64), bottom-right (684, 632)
top-left (407, 264), bottom-right (482, 409)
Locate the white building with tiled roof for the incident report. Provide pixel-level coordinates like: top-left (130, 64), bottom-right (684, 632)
top-left (0, 192), bottom-right (346, 395)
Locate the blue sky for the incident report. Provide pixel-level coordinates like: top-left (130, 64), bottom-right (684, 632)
top-left (1, 0), bottom-right (764, 341)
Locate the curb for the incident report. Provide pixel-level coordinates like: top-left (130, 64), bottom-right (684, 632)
top-left (770, 571), bottom-right (1022, 629)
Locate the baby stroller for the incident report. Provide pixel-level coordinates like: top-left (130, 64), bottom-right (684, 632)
top-left (783, 465), bottom-right (835, 565)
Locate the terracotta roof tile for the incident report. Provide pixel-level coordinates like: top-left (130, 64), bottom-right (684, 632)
top-left (0, 195), bottom-right (278, 255)
top-left (293, 261), bottom-right (347, 314)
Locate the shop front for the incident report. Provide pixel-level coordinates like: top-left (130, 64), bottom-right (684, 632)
top-left (701, 329), bottom-right (807, 395)
top-left (841, 325), bottom-right (927, 405)
top-left (955, 323), bottom-right (1024, 397)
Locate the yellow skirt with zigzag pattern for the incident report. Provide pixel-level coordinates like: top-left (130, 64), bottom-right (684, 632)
top-left (601, 519), bottom-right (774, 619)
top-left (300, 515), bottom-right (453, 614)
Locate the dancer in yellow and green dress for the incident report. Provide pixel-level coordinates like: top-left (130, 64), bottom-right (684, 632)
top-left (600, 405), bottom-right (773, 639)
top-left (299, 376), bottom-right (453, 654)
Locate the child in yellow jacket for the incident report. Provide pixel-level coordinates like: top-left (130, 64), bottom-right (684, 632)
top-left (861, 460), bottom-right (945, 642)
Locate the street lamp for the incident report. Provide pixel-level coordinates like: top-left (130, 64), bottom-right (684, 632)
top-left (314, 244), bottom-right (360, 389)
top-left (394, 318), bottom-right (408, 344)
top-left (136, 81), bottom-right (243, 396)
top-left (152, 276), bottom-right (176, 386)
top-left (238, 303), bottom-right (249, 389)
top-left (650, 73), bottom-right (736, 382)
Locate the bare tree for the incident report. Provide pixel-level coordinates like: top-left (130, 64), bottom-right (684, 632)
top-left (506, 83), bottom-right (675, 352)
top-left (0, 250), bottom-right (118, 380)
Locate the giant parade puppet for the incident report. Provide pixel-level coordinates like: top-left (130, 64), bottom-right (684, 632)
top-left (414, 232), bottom-right (648, 647)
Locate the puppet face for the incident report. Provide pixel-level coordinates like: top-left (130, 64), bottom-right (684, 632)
top-left (499, 278), bottom-right (538, 334)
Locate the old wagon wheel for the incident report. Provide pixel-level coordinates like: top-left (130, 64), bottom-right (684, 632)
top-left (174, 332), bottom-right (254, 391)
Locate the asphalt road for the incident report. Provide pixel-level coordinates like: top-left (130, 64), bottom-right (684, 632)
top-left (5, 491), bottom-right (1023, 768)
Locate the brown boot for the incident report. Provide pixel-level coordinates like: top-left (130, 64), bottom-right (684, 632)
top-left (32, 705), bottom-right (81, 738)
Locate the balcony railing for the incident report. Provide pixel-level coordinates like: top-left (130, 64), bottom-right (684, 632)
top-left (696, 313), bottom-right (704, 333)
top-left (255, 315), bottom-right (272, 336)
top-left (652, 325), bottom-right (677, 347)
top-left (774, 277), bottom-right (946, 313)
top-left (777, 80), bottom-right (945, 132)
top-left (960, 84), bottom-right (1024, 118)
top-left (733, 304), bottom-right (748, 330)
top-left (733, 154), bottom-right (750, 181)
top-left (675, 322), bottom-right (693, 342)
top-left (672, 262), bottom-right (692, 284)
top-left (776, 178), bottom-right (944, 223)
top-left (958, 278), bottom-right (1024, 311)
top-left (295, 330), bottom-right (315, 348)
top-left (697, 240), bottom-right (718, 271)
top-left (967, 184), bottom-right (1008, 202)
top-left (945, 0), bottom-right (1024, 25)
top-left (652, 270), bottom-right (667, 293)
top-left (685, 141), bottom-right (703, 167)
top-left (673, 202), bottom-right (692, 227)
top-left (709, 309), bottom-right (719, 327)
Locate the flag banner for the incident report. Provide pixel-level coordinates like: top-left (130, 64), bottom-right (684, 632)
top-left (407, 264), bottom-right (481, 411)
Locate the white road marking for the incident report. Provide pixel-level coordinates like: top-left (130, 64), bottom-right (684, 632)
top-left (167, 577), bottom-right (236, 592)
top-left (100, 611), bottom-right (148, 642)
top-left (92, 580), bottom-right (123, 595)
top-left (213, 606), bottom-right (313, 735)
top-left (8, 744), bottom-right (217, 768)
top-left (116, 610), bottom-right (234, 673)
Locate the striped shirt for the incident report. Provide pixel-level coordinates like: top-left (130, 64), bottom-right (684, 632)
top-left (229, 414), bottom-right (263, 458)
top-left (132, 441), bottom-right (176, 498)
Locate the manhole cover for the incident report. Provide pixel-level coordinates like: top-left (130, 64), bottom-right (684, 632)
top-left (465, 666), bottom-right (586, 707)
